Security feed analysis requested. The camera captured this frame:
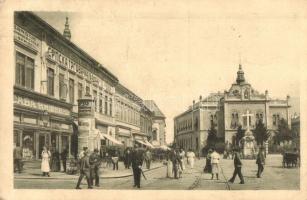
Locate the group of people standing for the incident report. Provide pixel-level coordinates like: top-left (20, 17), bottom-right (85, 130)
top-left (76, 147), bottom-right (101, 189)
top-left (40, 146), bottom-right (69, 177)
top-left (166, 148), bottom-right (196, 179)
top-left (204, 147), bottom-right (266, 184)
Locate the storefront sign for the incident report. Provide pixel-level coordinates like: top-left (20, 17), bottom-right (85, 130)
top-left (14, 95), bottom-right (70, 115)
top-left (14, 25), bottom-right (40, 51)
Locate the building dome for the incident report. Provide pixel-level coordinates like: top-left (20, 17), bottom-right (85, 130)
top-left (236, 64), bottom-right (245, 84)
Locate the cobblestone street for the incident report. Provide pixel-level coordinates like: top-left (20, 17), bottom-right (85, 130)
top-left (14, 154), bottom-right (299, 190)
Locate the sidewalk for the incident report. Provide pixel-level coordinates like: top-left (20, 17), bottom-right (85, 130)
top-left (14, 160), bottom-right (165, 180)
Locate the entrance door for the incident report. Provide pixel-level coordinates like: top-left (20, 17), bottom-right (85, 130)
top-left (38, 135), bottom-right (46, 159)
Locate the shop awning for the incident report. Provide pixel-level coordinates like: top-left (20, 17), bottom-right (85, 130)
top-left (96, 130), bottom-right (123, 146)
top-left (135, 139), bottom-right (147, 146)
top-left (135, 140), bottom-right (154, 148)
top-left (144, 140), bottom-right (155, 148)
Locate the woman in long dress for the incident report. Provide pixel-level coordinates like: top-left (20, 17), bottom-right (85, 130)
top-left (179, 148), bottom-right (186, 171)
top-left (187, 149), bottom-right (196, 169)
top-left (41, 146), bottom-right (51, 177)
top-left (166, 150), bottom-right (173, 178)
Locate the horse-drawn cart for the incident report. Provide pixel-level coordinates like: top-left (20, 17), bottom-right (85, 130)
top-left (282, 152), bottom-right (299, 168)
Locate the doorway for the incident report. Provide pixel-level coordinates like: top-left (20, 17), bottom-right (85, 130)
top-left (38, 135), bottom-right (46, 159)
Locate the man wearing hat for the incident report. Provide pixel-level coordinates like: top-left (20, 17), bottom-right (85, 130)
top-left (131, 143), bottom-right (144, 188)
top-left (256, 147), bottom-right (265, 178)
top-left (228, 148), bottom-right (244, 184)
top-left (89, 148), bottom-right (101, 187)
top-left (76, 148), bottom-right (92, 189)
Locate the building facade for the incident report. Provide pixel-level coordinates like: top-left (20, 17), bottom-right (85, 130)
top-left (174, 65), bottom-right (291, 156)
top-left (13, 12), bottom-right (160, 160)
top-left (144, 100), bottom-right (167, 146)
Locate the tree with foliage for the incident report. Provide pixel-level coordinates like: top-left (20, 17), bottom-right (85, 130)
top-left (274, 118), bottom-right (293, 144)
top-left (235, 125), bottom-right (245, 147)
top-left (253, 120), bottom-right (270, 147)
top-left (206, 121), bottom-right (218, 149)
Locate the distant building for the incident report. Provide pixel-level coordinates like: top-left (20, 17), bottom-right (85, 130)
top-left (174, 65), bottom-right (291, 156)
top-left (144, 100), bottom-right (167, 146)
top-left (291, 114), bottom-right (300, 139)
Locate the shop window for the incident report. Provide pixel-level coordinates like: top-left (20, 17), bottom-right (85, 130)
top-left (22, 132), bottom-right (34, 159)
top-left (15, 52), bottom-right (34, 90)
top-left (69, 78), bottom-right (74, 104)
top-left (47, 68), bottom-right (54, 96)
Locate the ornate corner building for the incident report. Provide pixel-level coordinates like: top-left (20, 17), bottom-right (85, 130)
top-left (13, 12), bottom-right (166, 160)
top-left (174, 64), bottom-right (291, 156)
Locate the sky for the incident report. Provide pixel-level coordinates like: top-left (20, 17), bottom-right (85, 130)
top-left (34, 2), bottom-right (302, 143)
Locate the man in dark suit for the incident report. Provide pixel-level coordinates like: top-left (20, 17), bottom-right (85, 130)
top-left (131, 143), bottom-right (144, 188)
top-left (14, 143), bottom-right (23, 173)
top-left (76, 149), bottom-right (92, 189)
top-left (256, 147), bottom-right (265, 178)
top-left (89, 148), bottom-right (101, 187)
top-left (61, 147), bottom-right (68, 172)
top-left (228, 148), bottom-right (244, 184)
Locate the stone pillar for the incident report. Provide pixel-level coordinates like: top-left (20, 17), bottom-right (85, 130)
top-left (77, 93), bottom-right (97, 153)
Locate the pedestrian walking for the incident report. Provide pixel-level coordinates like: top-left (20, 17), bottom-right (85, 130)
top-left (228, 148), bottom-right (245, 184)
top-left (111, 151), bottom-right (119, 170)
top-left (131, 143), bottom-right (144, 188)
top-left (76, 149), bottom-right (92, 189)
top-left (79, 147), bottom-right (88, 159)
top-left (179, 148), bottom-right (186, 171)
top-left (171, 149), bottom-right (182, 179)
top-left (204, 149), bottom-right (213, 173)
top-left (186, 149), bottom-right (195, 169)
top-left (256, 147), bottom-right (265, 178)
top-left (166, 150), bottom-right (173, 178)
top-left (210, 148), bottom-right (220, 180)
top-left (13, 143), bottom-right (23, 173)
top-left (89, 148), bottom-right (101, 187)
top-left (144, 148), bottom-right (152, 169)
top-left (51, 148), bottom-right (60, 172)
top-left (41, 146), bottom-right (51, 177)
top-left (61, 147), bottom-right (68, 172)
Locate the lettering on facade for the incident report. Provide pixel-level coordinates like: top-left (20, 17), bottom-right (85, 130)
top-left (46, 47), bottom-right (99, 83)
top-left (14, 25), bottom-right (40, 51)
top-left (14, 95), bottom-right (70, 115)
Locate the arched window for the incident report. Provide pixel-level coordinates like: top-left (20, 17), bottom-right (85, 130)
top-left (231, 112), bottom-right (239, 129)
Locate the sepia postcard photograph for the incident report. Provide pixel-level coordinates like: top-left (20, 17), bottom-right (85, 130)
top-left (0, 0), bottom-right (306, 200)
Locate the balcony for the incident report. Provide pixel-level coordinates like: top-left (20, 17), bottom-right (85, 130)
top-left (94, 112), bottom-right (115, 125)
